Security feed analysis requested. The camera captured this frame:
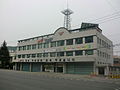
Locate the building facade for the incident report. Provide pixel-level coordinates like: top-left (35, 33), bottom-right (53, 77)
top-left (13, 23), bottom-right (113, 75)
top-left (8, 46), bottom-right (17, 69)
top-left (109, 55), bottom-right (120, 75)
top-left (8, 46), bottom-right (17, 62)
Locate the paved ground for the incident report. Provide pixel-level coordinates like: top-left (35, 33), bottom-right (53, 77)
top-left (0, 69), bottom-right (120, 90)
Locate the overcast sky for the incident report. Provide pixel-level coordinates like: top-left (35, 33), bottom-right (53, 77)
top-left (0, 0), bottom-right (120, 54)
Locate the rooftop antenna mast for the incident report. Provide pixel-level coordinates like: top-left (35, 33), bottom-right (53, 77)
top-left (61, 0), bottom-right (73, 30)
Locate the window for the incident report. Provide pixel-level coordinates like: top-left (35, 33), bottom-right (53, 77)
top-left (103, 52), bottom-right (105, 57)
top-left (66, 51), bottom-right (73, 56)
top-left (85, 50), bottom-right (94, 55)
top-left (59, 59), bottom-right (61, 61)
top-left (43, 53), bottom-right (48, 57)
top-left (37, 53), bottom-right (42, 57)
top-left (104, 42), bottom-right (107, 48)
top-left (100, 51), bottom-right (102, 57)
top-left (63, 59), bottom-right (65, 62)
top-left (23, 46), bottom-right (26, 50)
top-left (75, 37), bottom-right (83, 44)
top-left (50, 52), bottom-right (56, 57)
top-left (22, 54), bottom-right (25, 58)
top-left (27, 45), bottom-right (31, 50)
top-left (43, 43), bottom-right (49, 48)
top-left (99, 39), bottom-right (102, 45)
top-left (18, 55), bottom-right (21, 58)
top-left (114, 60), bottom-right (119, 64)
top-left (107, 43), bottom-right (109, 49)
top-left (102, 40), bottom-right (105, 47)
top-left (97, 50), bottom-right (99, 56)
top-left (75, 50), bottom-right (83, 56)
top-left (51, 42), bottom-right (56, 47)
top-left (18, 47), bottom-right (20, 51)
top-left (57, 52), bottom-right (64, 57)
top-left (32, 54), bottom-right (36, 58)
top-left (38, 43), bottom-right (42, 49)
top-left (85, 36), bottom-right (93, 43)
top-left (57, 40), bottom-right (64, 46)
top-left (32, 44), bottom-right (36, 49)
top-left (66, 39), bottom-right (73, 45)
top-left (97, 37), bottom-right (99, 44)
top-left (27, 54), bottom-right (31, 58)
top-left (108, 45), bottom-right (111, 49)
top-left (104, 53), bottom-right (106, 58)
top-left (18, 46), bottom-right (22, 51)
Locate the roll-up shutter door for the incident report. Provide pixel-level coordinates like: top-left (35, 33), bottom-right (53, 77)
top-left (66, 62), bottom-right (93, 75)
top-left (22, 63), bottom-right (30, 71)
top-left (32, 63), bottom-right (41, 72)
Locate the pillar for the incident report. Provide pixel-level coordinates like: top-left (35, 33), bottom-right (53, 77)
top-left (40, 64), bottom-right (43, 72)
top-left (105, 65), bottom-right (109, 76)
top-left (73, 39), bottom-right (75, 45)
top-left (63, 63), bottom-right (66, 74)
top-left (14, 63), bottom-right (17, 70)
top-left (20, 63), bottom-right (22, 71)
top-left (30, 63), bottom-right (32, 72)
top-left (55, 63), bottom-right (57, 72)
top-left (83, 37), bottom-right (85, 44)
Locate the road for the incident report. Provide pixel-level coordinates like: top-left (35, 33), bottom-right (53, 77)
top-left (0, 69), bottom-right (119, 90)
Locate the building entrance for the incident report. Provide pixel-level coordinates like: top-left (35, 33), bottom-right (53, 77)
top-left (98, 67), bottom-right (105, 75)
top-left (42, 63), bottom-right (54, 72)
top-left (54, 63), bottom-right (63, 73)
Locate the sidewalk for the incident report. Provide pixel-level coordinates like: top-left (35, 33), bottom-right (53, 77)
top-left (33, 72), bottom-right (120, 84)
top-left (47, 72), bottom-right (120, 84)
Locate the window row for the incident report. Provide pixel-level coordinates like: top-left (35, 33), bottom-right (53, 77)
top-left (97, 37), bottom-right (111, 49)
top-left (97, 50), bottom-right (111, 59)
top-left (17, 50), bottom-right (94, 58)
top-left (18, 36), bottom-right (94, 51)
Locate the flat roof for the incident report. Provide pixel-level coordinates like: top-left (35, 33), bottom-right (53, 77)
top-left (18, 23), bottom-right (101, 42)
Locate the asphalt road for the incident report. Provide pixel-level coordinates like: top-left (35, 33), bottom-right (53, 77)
top-left (0, 69), bottom-right (119, 90)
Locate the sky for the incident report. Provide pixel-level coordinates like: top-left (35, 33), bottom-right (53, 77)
top-left (0, 0), bottom-right (120, 55)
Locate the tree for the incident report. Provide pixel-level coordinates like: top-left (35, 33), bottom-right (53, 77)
top-left (0, 41), bottom-right (10, 68)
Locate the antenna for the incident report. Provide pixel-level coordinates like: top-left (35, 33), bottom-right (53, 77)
top-left (61, 0), bottom-right (73, 30)
top-left (67, 0), bottom-right (68, 9)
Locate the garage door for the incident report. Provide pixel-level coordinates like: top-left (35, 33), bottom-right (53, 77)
top-left (66, 62), bottom-right (93, 75)
top-left (32, 63), bottom-right (41, 72)
top-left (22, 63), bottom-right (30, 71)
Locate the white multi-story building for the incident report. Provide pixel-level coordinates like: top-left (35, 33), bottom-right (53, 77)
top-left (13, 23), bottom-right (113, 75)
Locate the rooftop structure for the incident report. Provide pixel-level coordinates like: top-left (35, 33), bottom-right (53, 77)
top-left (61, 8), bottom-right (73, 30)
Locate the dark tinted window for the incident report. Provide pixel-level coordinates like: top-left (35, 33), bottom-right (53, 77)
top-left (75, 50), bottom-right (83, 56)
top-left (75, 37), bottom-right (83, 44)
top-left (66, 39), bottom-right (73, 45)
top-left (85, 36), bottom-right (93, 43)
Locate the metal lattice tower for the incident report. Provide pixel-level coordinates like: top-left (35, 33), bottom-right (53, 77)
top-left (61, 8), bottom-right (73, 30)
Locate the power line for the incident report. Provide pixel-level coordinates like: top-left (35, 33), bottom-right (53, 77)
top-left (105, 0), bottom-right (118, 11)
top-left (99, 16), bottom-right (120, 24)
top-left (89, 11), bottom-right (120, 22)
top-left (72, 11), bottom-right (120, 28)
top-left (91, 0), bottom-right (120, 23)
